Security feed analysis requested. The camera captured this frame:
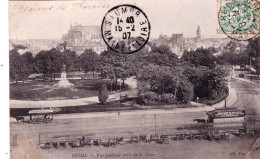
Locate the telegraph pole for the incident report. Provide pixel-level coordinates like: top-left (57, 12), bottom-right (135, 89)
top-left (254, 110), bottom-right (256, 136)
top-left (154, 114), bottom-right (157, 134)
top-left (39, 133), bottom-right (41, 144)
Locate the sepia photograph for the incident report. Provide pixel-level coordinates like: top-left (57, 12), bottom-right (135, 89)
top-left (8, 0), bottom-right (260, 159)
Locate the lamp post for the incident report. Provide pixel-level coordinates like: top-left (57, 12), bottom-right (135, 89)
top-left (119, 79), bottom-right (122, 103)
top-left (230, 65), bottom-right (233, 79)
top-left (253, 110), bottom-right (256, 135)
top-left (250, 57), bottom-right (253, 80)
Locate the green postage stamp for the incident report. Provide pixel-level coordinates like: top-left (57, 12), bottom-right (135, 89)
top-left (218, 0), bottom-right (260, 40)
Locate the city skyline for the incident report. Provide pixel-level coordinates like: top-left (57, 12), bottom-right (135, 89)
top-left (9, 0), bottom-right (227, 40)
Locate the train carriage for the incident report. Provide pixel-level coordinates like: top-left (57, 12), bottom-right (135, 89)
top-left (206, 107), bottom-right (246, 134)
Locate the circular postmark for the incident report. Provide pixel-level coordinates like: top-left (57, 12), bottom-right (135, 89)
top-left (101, 4), bottom-right (151, 54)
top-left (218, 0), bottom-right (260, 41)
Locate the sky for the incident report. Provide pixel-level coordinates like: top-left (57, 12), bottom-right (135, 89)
top-left (9, 0), bottom-right (224, 40)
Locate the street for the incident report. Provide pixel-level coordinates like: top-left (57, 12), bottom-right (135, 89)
top-left (231, 78), bottom-right (260, 113)
top-left (10, 77), bottom-right (260, 159)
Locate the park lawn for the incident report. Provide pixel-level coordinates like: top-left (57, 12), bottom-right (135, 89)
top-left (10, 82), bottom-right (99, 101)
top-left (10, 79), bottom-right (128, 101)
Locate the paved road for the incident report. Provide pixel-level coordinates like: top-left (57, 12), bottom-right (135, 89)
top-left (231, 78), bottom-right (260, 114)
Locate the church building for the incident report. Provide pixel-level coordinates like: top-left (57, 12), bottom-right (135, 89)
top-left (62, 24), bottom-right (106, 54)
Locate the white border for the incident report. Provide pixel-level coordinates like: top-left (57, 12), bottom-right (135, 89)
top-left (0, 0), bottom-right (10, 159)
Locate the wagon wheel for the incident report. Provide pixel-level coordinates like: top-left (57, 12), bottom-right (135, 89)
top-left (36, 115), bottom-right (44, 123)
top-left (47, 115), bottom-right (53, 120)
top-left (30, 115), bottom-right (38, 123)
top-left (44, 115), bottom-right (53, 123)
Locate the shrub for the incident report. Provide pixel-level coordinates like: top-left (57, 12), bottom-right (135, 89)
top-left (144, 91), bottom-right (159, 101)
top-left (138, 91), bottom-right (161, 101)
top-left (98, 82), bottom-right (109, 104)
top-left (137, 91), bottom-right (160, 105)
top-left (161, 93), bottom-right (176, 104)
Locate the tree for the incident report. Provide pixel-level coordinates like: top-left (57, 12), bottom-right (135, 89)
top-left (48, 48), bottom-right (63, 79)
top-left (79, 49), bottom-right (99, 76)
top-left (181, 47), bottom-right (228, 102)
top-left (246, 37), bottom-right (260, 75)
top-left (98, 50), bottom-right (130, 87)
top-left (218, 41), bottom-right (248, 66)
top-left (184, 65), bottom-right (228, 101)
top-left (9, 50), bottom-right (30, 82)
top-left (10, 50), bottom-right (34, 83)
top-left (98, 82), bottom-right (109, 104)
top-left (182, 48), bottom-right (217, 68)
top-left (33, 50), bottom-right (50, 77)
top-left (137, 64), bottom-right (194, 104)
top-left (34, 48), bottom-right (63, 80)
top-left (62, 49), bottom-right (77, 72)
top-left (145, 44), bottom-right (179, 67)
top-left (247, 37), bottom-right (260, 58)
top-left (21, 52), bottom-right (34, 75)
top-left (10, 44), bottom-right (32, 82)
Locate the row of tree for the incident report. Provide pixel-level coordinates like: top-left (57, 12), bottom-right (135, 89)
top-left (218, 37), bottom-right (260, 69)
top-left (7, 43), bottom-right (231, 104)
top-left (10, 48), bottom-right (99, 82)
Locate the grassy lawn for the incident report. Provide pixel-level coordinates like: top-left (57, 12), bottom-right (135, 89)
top-left (10, 79), bottom-right (128, 101)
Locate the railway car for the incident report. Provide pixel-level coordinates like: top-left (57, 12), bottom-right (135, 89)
top-left (206, 107), bottom-right (245, 122)
top-left (206, 107), bottom-right (246, 134)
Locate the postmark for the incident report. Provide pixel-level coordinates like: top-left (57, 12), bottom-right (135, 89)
top-left (218, 0), bottom-right (260, 41)
top-left (101, 4), bottom-right (151, 54)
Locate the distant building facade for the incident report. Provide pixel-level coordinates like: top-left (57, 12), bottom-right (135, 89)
top-left (171, 33), bottom-right (183, 49)
top-left (9, 39), bottom-right (61, 55)
top-left (153, 25), bottom-right (230, 57)
top-left (10, 25), bottom-right (108, 55)
top-left (62, 24), bottom-right (107, 54)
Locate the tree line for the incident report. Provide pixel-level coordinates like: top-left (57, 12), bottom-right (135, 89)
top-left (10, 48), bottom-right (98, 82)
top-left (218, 37), bottom-right (260, 70)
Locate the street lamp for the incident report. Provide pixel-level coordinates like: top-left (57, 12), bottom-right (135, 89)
top-left (119, 79), bottom-right (122, 103)
top-left (249, 57), bottom-right (255, 81)
top-left (154, 114), bottom-right (157, 135)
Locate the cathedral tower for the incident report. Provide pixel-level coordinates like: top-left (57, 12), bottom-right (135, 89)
top-left (196, 26), bottom-right (201, 40)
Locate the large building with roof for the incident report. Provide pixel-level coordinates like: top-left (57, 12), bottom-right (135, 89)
top-left (62, 24), bottom-right (107, 54)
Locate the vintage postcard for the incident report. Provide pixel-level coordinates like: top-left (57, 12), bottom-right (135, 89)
top-left (9, 0), bottom-right (260, 159)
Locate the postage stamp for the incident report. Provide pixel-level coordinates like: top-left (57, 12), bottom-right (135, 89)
top-left (218, 0), bottom-right (260, 41)
top-left (101, 4), bottom-right (151, 54)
